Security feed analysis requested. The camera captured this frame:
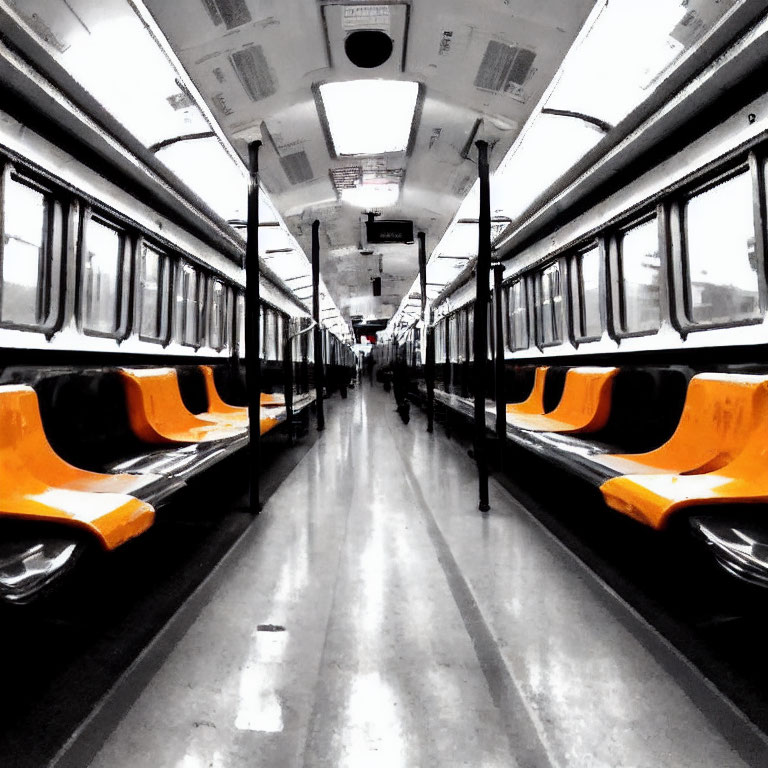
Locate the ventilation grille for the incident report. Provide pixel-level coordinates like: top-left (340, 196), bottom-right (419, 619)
top-left (474, 41), bottom-right (535, 95)
top-left (330, 166), bottom-right (362, 191)
top-left (231, 46), bottom-right (277, 102)
top-left (201, 0), bottom-right (251, 30)
top-left (280, 151), bottom-right (314, 185)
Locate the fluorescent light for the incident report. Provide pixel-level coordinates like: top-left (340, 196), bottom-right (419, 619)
top-left (341, 183), bottom-right (400, 209)
top-left (320, 80), bottom-right (419, 155)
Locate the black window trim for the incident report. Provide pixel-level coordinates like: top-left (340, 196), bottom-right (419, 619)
top-left (674, 158), bottom-right (765, 334)
top-left (78, 207), bottom-right (132, 341)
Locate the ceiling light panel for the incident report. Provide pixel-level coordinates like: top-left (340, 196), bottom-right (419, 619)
top-left (320, 80), bottom-right (419, 156)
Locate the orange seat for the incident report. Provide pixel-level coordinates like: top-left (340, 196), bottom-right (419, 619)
top-left (506, 367), bottom-right (618, 433)
top-left (260, 392), bottom-right (286, 407)
top-left (595, 373), bottom-right (768, 476)
top-left (506, 366), bottom-right (548, 415)
top-left (0, 385), bottom-right (155, 548)
top-left (599, 373), bottom-right (768, 529)
top-left (198, 366), bottom-right (285, 433)
top-left (199, 365), bottom-right (248, 422)
top-left (600, 425), bottom-right (768, 529)
top-left (120, 369), bottom-right (246, 444)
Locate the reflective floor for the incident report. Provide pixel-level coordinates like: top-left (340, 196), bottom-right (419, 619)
top-left (86, 385), bottom-right (757, 768)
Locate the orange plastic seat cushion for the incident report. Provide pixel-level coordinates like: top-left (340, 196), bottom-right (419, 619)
top-left (506, 366), bottom-right (548, 415)
top-left (199, 365), bottom-right (248, 419)
top-left (197, 366), bottom-right (284, 432)
top-left (595, 373), bottom-right (768, 476)
top-left (506, 367), bottom-right (618, 433)
top-left (120, 369), bottom-right (246, 443)
top-left (600, 428), bottom-right (768, 529)
top-left (0, 385), bottom-right (155, 548)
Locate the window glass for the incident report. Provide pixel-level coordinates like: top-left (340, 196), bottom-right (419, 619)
top-left (196, 273), bottom-right (208, 347)
top-left (264, 308), bottom-right (277, 360)
top-left (537, 262), bottom-right (564, 345)
top-left (507, 280), bottom-right (528, 350)
top-left (83, 219), bottom-right (122, 334)
top-left (209, 279), bottom-right (225, 349)
top-left (435, 320), bottom-right (446, 363)
top-left (577, 246), bottom-right (601, 338)
top-left (685, 172), bottom-right (759, 325)
top-left (177, 263), bottom-right (199, 345)
top-left (448, 313), bottom-right (460, 362)
top-left (276, 313), bottom-right (284, 361)
top-left (466, 307), bottom-right (474, 360)
top-left (139, 244), bottom-right (166, 339)
top-left (236, 293), bottom-right (245, 353)
top-left (1, 177), bottom-right (49, 326)
top-left (619, 218), bottom-right (661, 333)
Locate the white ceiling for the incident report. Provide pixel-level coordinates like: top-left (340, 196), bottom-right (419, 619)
top-left (141, 0), bottom-right (596, 320)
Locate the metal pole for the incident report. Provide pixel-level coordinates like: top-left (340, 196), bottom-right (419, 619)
top-left (418, 231), bottom-right (434, 432)
top-left (312, 220), bottom-right (325, 431)
top-left (473, 140), bottom-right (491, 512)
top-left (245, 140), bottom-right (262, 513)
top-left (283, 326), bottom-right (294, 446)
top-left (493, 263), bottom-right (506, 469)
top-left (425, 314), bottom-right (435, 433)
top-left (418, 231), bottom-right (427, 319)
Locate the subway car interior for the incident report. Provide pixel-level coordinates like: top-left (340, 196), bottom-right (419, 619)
top-left (3, 0), bottom-right (768, 766)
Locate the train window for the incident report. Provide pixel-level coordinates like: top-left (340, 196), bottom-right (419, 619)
top-left (435, 319), bottom-right (446, 363)
top-left (506, 280), bottom-right (528, 350)
top-left (535, 262), bottom-right (564, 345)
top-left (0, 176), bottom-right (53, 327)
top-left (264, 307), bottom-right (277, 359)
top-left (448, 313), bottom-right (460, 362)
top-left (176, 263), bottom-right (200, 346)
top-left (467, 306), bottom-right (474, 360)
top-left (138, 244), bottom-right (169, 341)
top-left (575, 246), bottom-right (601, 339)
top-left (236, 292), bottom-right (245, 354)
top-left (684, 171), bottom-right (759, 325)
top-left (618, 218), bottom-right (661, 334)
top-left (276, 313), bottom-right (284, 361)
top-left (208, 279), bottom-right (227, 350)
top-left (196, 273), bottom-right (209, 347)
top-left (82, 218), bottom-right (125, 335)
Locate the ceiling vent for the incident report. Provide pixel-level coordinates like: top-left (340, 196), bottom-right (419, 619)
top-left (474, 41), bottom-right (535, 98)
top-left (230, 46), bottom-right (277, 102)
top-left (322, 3), bottom-right (408, 76)
top-left (280, 151), bottom-right (314, 185)
top-left (345, 29), bottom-right (393, 68)
top-left (201, 0), bottom-right (251, 30)
top-left (330, 166), bottom-right (363, 192)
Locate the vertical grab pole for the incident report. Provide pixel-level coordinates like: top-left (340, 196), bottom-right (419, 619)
top-left (312, 220), bottom-right (325, 432)
top-left (492, 263), bottom-right (506, 470)
top-left (418, 231), bottom-right (434, 432)
top-left (245, 140), bottom-right (262, 514)
top-left (283, 325), bottom-right (294, 446)
top-left (425, 316), bottom-right (435, 434)
top-left (474, 140), bottom-right (491, 512)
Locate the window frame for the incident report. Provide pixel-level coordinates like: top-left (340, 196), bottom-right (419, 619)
top-left (136, 238), bottom-right (171, 345)
top-left (78, 208), bottom-right (132, 340)
top-left (609, 208), bottom-right (667, 339)
top-left (534, 258), bottom-right (567, 348)
top-left (505, 277), bottom-right (530, 352)
top-left (570, 240), bottom-right (604, 343)
top-left (0, 165), bottom-right (65, 334)
top-left (673, 159), bottom-right (765, 334)
top-left (207, 277), bottom-right (228, 351)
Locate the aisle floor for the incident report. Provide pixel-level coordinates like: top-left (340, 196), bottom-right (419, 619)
top-left (84, 385), bottom-right (758, 768)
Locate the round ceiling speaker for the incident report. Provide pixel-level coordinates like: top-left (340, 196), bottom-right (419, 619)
top-left (345, 30), bottom-right (394, 69)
